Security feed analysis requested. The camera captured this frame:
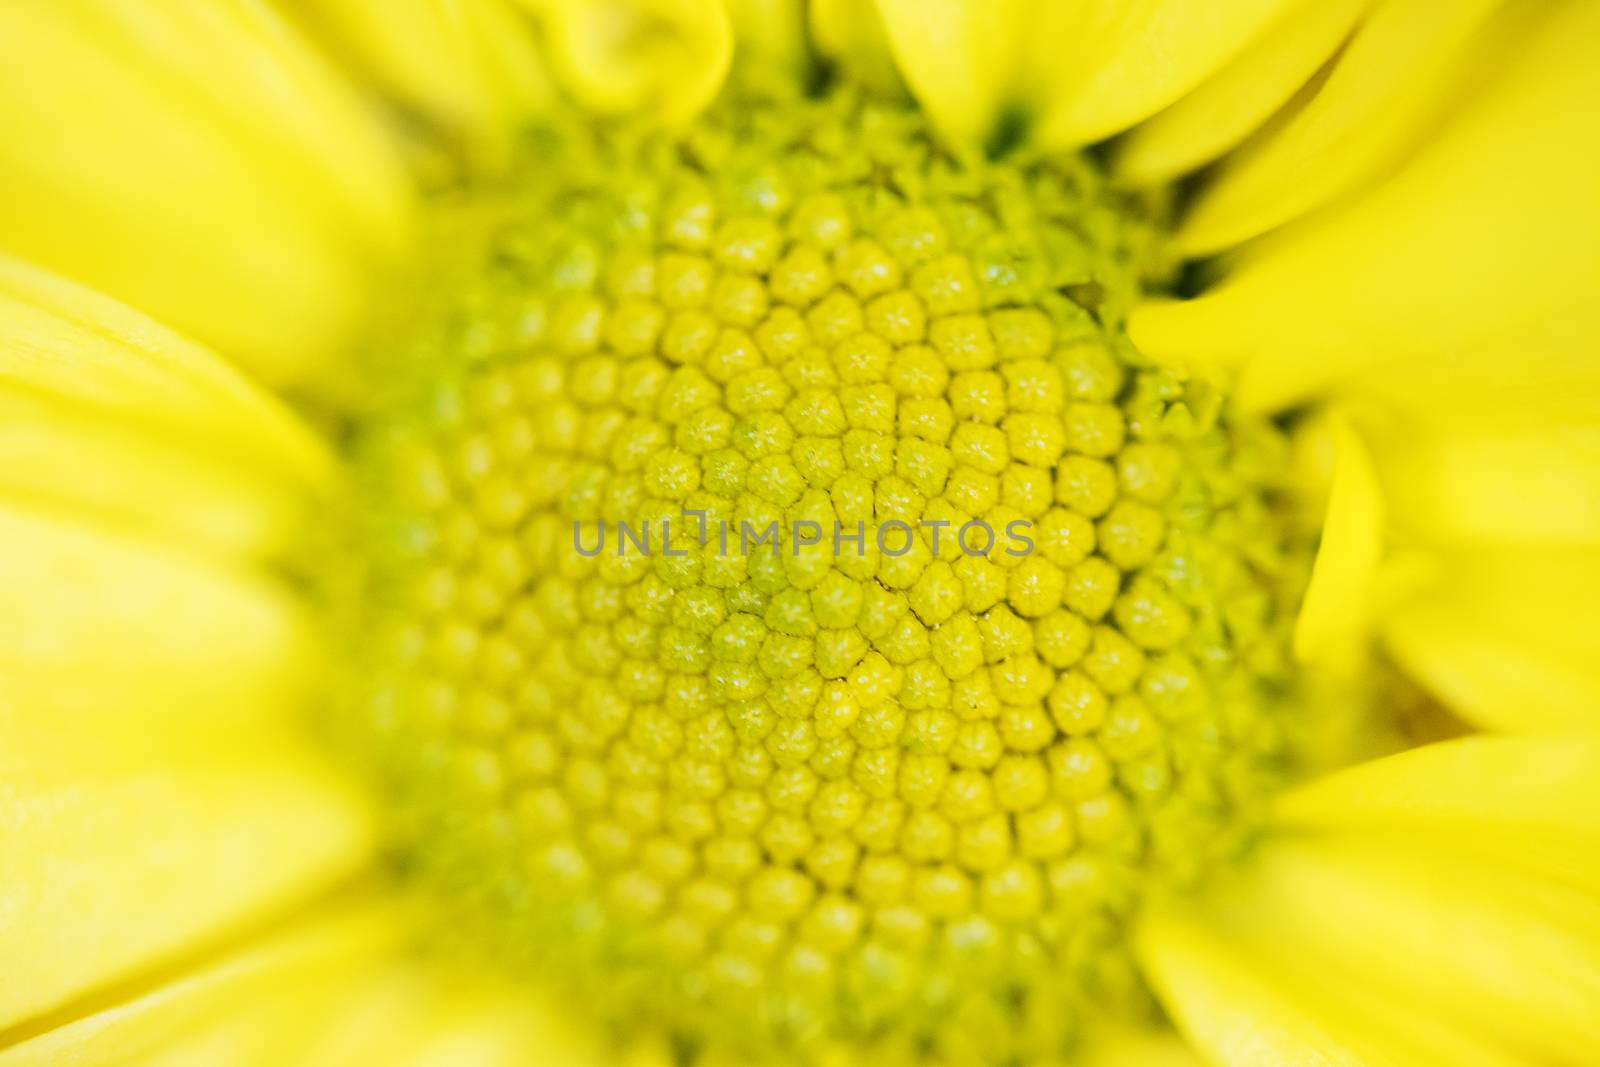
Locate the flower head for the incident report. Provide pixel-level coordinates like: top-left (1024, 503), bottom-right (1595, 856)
top-left (2, 2), bottom-right (1598, 1065)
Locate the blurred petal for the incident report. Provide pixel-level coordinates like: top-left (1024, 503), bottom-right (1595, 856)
top-left (0, 713), bottom-right (373, 1032)
top-left (1275, 733), bottom-right (1600, 892)
top-left (1204, 837), bottom-right (1600, 1065)
top-left (1380, 548), bottom-right (1600, 732)
top-left (129, 965), bottom-right (587, 1067)
top-left (1144, 736), bottom-right (1600, 1063)
top-left (1029, 0), bottom-right (1298, 147)
top-left (1130, 1), bottom-right (1600, 413)
top-left (528, 0), bottom-right (733, 124)
top-left (0, 501), bottom-right (315, 719)
top-left (1293, 416), bottom-right (1383, 665)
top-left (875, 0), bottom-right (1293, 151)
top-left (870, 0), bottom-right (1019, 150)
top-left (1176, 0), bottom-right (1507, 254)
top-left (1139, 898), bottom-right (1542, 1067)
top-left (1116, 0), bottom-right (1368, 184)
top-left (0, 256), bottom-right (333, 488)
top-left (1136, 908), bottom-right (1378, 1066)
top-left (0, 898), bottom-right (403, 1066)
top-left (1077, 1025), bottom-right (1208, 1067)
top-left (0, 2), bottom-right (414, 386)
top-left (0, 256), bottom-right (332, 560)
top-left (283, 942), bottom-right (609, 1067)
top-left (727, 0), bottom-right (811, 79)
top-left (0, 388), bottom-right (304, 562)
top-left (1355, 401), bottom-right (1600, 548)
top-left (811, 0), bottom-right (902, 96)
top-left (0, 885), bottom-right (611, 1067)
top-left (299, 0), bottom-right (555, 158)
top-left (352, 994), bottom-right (599, 1067)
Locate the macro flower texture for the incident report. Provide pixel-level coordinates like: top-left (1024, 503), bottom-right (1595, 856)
top-left (2, 0), bottom-right (1599, 1064)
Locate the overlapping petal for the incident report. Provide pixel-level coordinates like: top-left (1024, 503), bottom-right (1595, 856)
top-left (0, 2), bottom-right (414, 386)
top-left (0, 898), bottom-right (401, 1066)
top-left (1175, 0), bottom-right (1510, 254)
top-left (1140, 904), bottom-right (1541, 1067)
top-left (0, 711), bottom-right (373, 1033)
top-left (1131, 0), bottom-right (1600, 415)
top-left (0, 892), bottom-right (610, 1067)
top-left (1275, 733), bottom-right (1600, 891)
top-left (1355, 405), bottom-right (1600, 550)
top-left (874, 0), bottom-right (1294, 151)
top-left (1140, 733), bottom-right (1600, 1066)
top-left (1378, 548), bottom-right (1600, 733)
top-left (0, 1), bottom-right (419, 388)
top-left (0, 258), bottom-right (338, 727)
top-left (298, 0), bottom-right (555, 162)
top-left (1117, 0), bottom-right (1368, 185)
top-left (1128, 0), bottom-right (1600, 742)
top-left (1293, 415), bottom-right (1383, 666)
top-left (810, 0), bottom-right (902, 95)
top-left (0, 257), bottom-right (334, 556)
top-left (0, 498), bottom-right (321, 725)
top-left (722, 0), bottom-right (811, 79)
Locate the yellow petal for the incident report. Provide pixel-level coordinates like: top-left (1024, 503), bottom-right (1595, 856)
top-left (1135, 907), bottom-right (1379, 1067)
top-left (1028, 0), bottom-right (1298, 148)
top-left (1130, 1), bottom-right (1600, 414)
top-left (1275, 733), bottom-right (1600, 893)
top-left (0, 2), bottom-right (413, 386)
top-left (0, 387), bottom-right (303, 562)
top-left (0, 714), bottom-right (373, 1032)
top-left (1117, 0), bottom-right (1368, 184)
top-left (811, 0), bottom-right (903, 96)
top-left (130, 950), bottom-right (581, 1067)
top-left (1356, 402), bottom-right (1600, 547)
top-left (1380, 548), bottom-right (1600, 732)
top-left (726, 0), bottom-right (811, 79)
top-left (0, 885), bottom-right (606, 1067)
top-left (1336, 318), bottom-right (1600, 546)
top-left (1142, 897), bottom-right (1547, 1067)
top-left (1219, 837), bottom-right (1600, 1065)
top-left (293, 963), bottom-right (608, 1067)
top-left (528, 0), bottom-right (733, 125)
top-left (0, 898), bottom-right (404, 1066)
top-left (1293, 415), bottom-right (1383, 666)
top-left (0, 255), bottom-right (333, 490)
top-left (276, 966), bottom-right (444, 1067)
top-left (874, 0), bottom-right (1293, 152)
top-left (0, 501), bottom-right (315, 720)
top-left (1176, 0), bottom-right (1508, 254)
top-left (299, 0), bottom-right (555, 160)
top-left (373, 998), bottom-right (592, 1067)
top-left (1275, 975), bottom-right (1539, 1067)
top-left (1076, 1025), bottom-right (1208, 1067)
top-left (871, 0), bottom-right (1020, 151)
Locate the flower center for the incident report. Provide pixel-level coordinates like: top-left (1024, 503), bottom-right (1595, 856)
top-left (339, 82), bottom-right (1304, 1064)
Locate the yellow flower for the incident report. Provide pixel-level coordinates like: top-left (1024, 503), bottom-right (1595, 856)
top-left (1, 1), bottom-right (1597, 1065)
